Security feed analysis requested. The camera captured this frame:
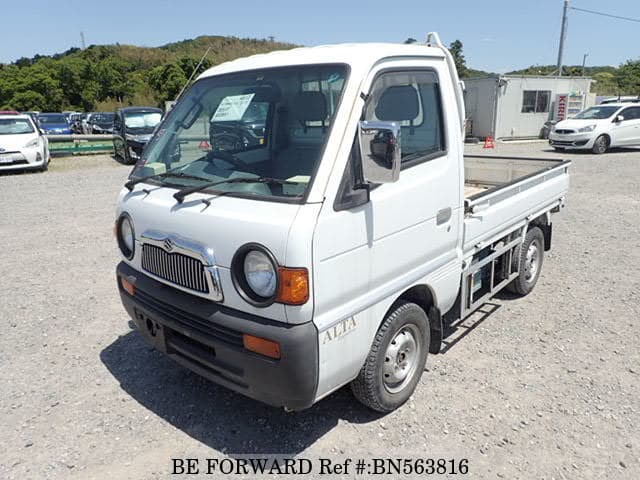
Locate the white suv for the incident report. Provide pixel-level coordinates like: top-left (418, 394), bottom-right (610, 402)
top-left (0, 114), bottom-right (50, 172)
top-left (549, 103), bottom-right (640, 154)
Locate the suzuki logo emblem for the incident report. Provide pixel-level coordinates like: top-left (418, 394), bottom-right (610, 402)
top-left (163, 238), bottom-right (174, 252)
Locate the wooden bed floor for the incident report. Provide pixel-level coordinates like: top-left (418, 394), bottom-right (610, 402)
top-left (465, 184), bottom-right (489, 198)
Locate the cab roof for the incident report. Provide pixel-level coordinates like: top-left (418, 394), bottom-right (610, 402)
top-left (198, 43), bottom-right (446, 80)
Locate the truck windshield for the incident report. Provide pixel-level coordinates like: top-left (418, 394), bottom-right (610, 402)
top-left (130, 64), bottom-right (348, 200)
top-left (573, 106), bottom-right (619, 119)
top-left (125, 112), bottom-right (162, 132)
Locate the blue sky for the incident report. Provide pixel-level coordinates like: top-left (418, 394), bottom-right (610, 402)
top-left (2, 0), bottom-right (638, 72)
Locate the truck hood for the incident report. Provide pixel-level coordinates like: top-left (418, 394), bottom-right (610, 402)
top-left (117, 185), bottom-right (301, 268)
top-left (0, 133), bottom-right (38, 151)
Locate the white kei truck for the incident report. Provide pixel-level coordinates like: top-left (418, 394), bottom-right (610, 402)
top-left (115, 33), bottom-right (570, 412)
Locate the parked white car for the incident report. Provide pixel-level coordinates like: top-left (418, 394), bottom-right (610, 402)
top-left (0, 114), bottom-right (50, 172)
top-left (115, 33), bottom-right (570, 412)
top-left (549, 103), bottom-right (640, 154)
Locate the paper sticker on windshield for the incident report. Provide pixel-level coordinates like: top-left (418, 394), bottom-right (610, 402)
top-left (211, 93), bottom-right (255, 122)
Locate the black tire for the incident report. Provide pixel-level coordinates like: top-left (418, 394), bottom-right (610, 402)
top-left (507, 227), bottom-right (544, 296)
top-left (592, 135), bottom-right (609, 154)
top-left (351, 301), bottom-right (429, 412)
top-left (40, 154), bottom-right (49, 172)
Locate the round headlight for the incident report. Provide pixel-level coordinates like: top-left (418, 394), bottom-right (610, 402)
top-left (244, 250), bottom-right (277, 298)
top-left (231, 244), bottom-right (279, 307)
top-left (117, 214), bottom-right (135, 259)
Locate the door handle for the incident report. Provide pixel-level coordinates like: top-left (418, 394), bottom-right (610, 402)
top-left (436, 207), bottom-right (452, 225)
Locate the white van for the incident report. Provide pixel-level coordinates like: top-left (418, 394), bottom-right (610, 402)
top-left (115, 33), bottom-right (570, 412)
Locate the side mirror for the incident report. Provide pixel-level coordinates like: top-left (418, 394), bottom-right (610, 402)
top-left (615, 115), bottom-right (625, 123)
top-left (358, 120), bottom-right (401, 184)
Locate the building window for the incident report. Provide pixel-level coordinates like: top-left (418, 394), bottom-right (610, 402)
top-left (522, 90), bottom-right (551, 113)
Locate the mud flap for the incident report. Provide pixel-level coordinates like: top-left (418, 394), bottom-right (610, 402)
top-left (428, 305), bottom-right (443, 354)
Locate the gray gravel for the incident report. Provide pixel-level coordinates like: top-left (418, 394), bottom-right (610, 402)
top-left (1, 144), bottom-right (639, 479)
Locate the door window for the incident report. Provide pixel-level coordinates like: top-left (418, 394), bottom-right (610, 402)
top-left (620, 107), bottom-right (640, 120)
top-left (363, 70), bottom-right (446, 167)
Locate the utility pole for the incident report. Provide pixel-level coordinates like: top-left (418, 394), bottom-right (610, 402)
top-left (556, 0), bottom-right (570, 77)
top-left (581, 53), bottom-right (589, 77)
top-left (80, 31), bottom-right (86, 50)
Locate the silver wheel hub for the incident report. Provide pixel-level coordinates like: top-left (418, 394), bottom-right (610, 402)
top-left (524, 241), bottom-right (539, 283)
top-left (383, 325), bottom-right (421, 393)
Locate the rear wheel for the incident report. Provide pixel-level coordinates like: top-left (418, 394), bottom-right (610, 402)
top-left (592, 135), bottom-right (609, 154)
top-left (507, 227), bottom-right (544, 296)
top-left (351, 301), bottom-right (429, 412)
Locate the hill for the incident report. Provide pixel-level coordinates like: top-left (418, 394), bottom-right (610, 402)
top-left (0, 36), bottom-right (296, 111)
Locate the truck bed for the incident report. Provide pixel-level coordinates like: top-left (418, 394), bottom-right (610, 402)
top-left (462, 155), bottom-right (571, 253)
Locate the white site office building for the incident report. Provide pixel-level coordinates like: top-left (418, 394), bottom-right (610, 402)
top-left (464, 75), bottom-right (594, 140)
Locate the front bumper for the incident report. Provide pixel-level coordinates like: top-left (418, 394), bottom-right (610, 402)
top-left (116, 261), bottom-right (319, 410)
top-left (0, 148), bottom-right (45, 171)
top-left (125, 140), bottom-right (147, 160)
top-left (548, 132), bottom-right (594, 149)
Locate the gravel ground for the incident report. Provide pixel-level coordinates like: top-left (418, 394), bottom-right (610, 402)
top-left (1, 143), bottom-right (639, 479)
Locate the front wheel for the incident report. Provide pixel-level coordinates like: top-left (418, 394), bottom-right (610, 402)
top-left (507, 227), bottom-right (544, 296)
top-left (351, 301), bottom-right (429, 412)
top-left (592, 135), bottom-right (609, 154)
top-left (40, 153), bottom-right (49, 172)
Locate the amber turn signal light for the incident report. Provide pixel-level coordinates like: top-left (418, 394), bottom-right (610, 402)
top-left (243, 334), bottom-right (281, 359)
top-left (277, 267), bottom-right (309, 305)
top-left (120, 277), bottom-right (136, 296)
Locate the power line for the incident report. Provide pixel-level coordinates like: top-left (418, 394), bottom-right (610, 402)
top-left (570, 6), bottom-right (640, 24)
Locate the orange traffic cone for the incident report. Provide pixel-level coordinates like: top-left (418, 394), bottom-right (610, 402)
top-left (483, 136), bottom-right (495, 149)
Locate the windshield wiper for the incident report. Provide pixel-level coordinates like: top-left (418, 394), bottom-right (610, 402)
top-left (124, 169), bottom-right (209, 191)
top-left (173, 177), bottom-right (298, 203)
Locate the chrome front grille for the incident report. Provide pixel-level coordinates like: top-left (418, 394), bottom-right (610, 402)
top-left (141, 244), bottom-right (209, 293)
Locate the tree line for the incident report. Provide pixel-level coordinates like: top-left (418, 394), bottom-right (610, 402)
top-left (2, 36), bottom-right (638, 112)
top-left (0, 36), bottom-right (294, 112)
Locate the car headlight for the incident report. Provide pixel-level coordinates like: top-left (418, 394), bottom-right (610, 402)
top-left (578, 125), bottom-right (596, 133)
top-left (116, 214), bottom-right (135, 259)
top-left (244, 251), bottom-right (277, 297)
top-left (23, 138), bottom-right (40, 148)
top-left (231, 244), bottom-right (278, 306)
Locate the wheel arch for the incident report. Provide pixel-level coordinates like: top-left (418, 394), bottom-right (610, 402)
top-left (394, 284), bottom-right (443, 354)
top-left (529, 212), bottom-right (552, 251)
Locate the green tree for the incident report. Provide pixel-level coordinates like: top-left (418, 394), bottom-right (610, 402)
top-left (592, 72), bottom-right (619, 95)
top-left (7, 90), bottom-right (47, 110)
top-left (148, 62), bottom-right (188, 103)
top-left (448, 40), bottom-right (468, 78)
top-left (616, 60), bottom-right (640, 95)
